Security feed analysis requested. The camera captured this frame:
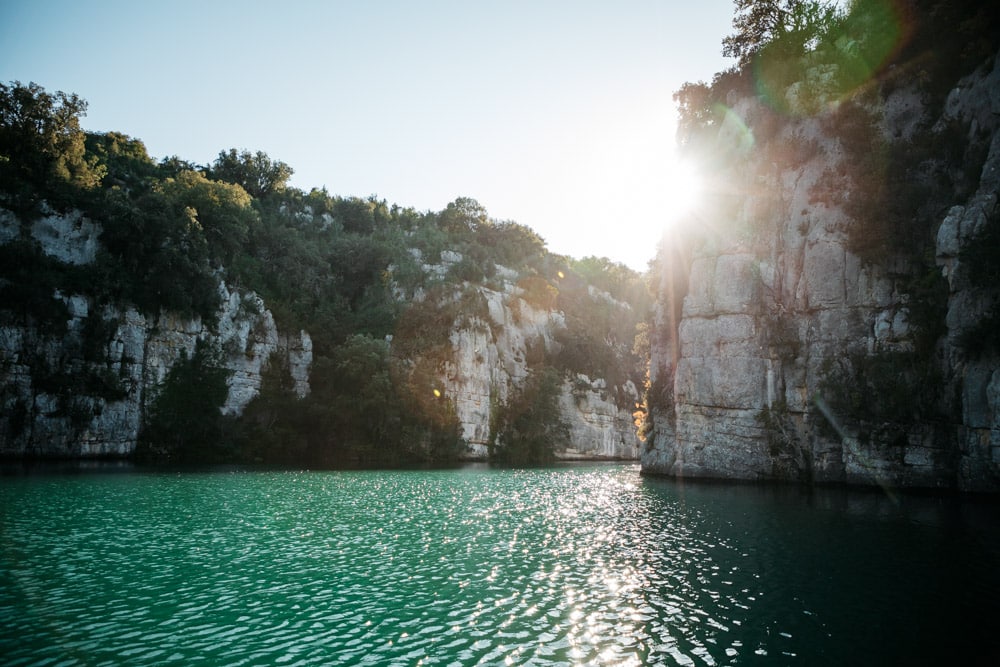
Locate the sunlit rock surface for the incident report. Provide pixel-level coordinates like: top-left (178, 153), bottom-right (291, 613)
top-left (0, 211), bottom-right (311, 458)
top-left (644, 52), bottom-right (1000, 491)
top-left (556, 375), bottom-right (640, 460)
top-left (436, 275), bottom-right (641, 460)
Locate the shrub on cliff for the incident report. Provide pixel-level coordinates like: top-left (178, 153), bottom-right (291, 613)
top-left (489, 366), bottom-right (567, 465)
top-left (137, 341), bottom-right (233, 463)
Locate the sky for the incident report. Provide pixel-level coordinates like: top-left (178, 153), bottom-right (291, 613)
top-left (0, 0), bottom-right (735, 271)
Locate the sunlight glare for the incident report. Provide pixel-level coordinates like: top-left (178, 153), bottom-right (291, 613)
top-left (503, 94), bottom-right (708, 269)
top-left (661, 155), bottom-right (704, 224)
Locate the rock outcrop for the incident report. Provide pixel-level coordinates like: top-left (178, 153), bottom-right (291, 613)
top-left (0, 208), bottom-right (311, 458)
top-left (2, 207), bottom-right (640, 462)
top-left (644, 52), bottom-right (1000, 491)
top-left (405, 253), bottom-right (642, 461)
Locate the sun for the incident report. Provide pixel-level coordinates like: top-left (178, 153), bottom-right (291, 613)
top-left (507, 97), bottom-right (709, 269)
top-left (660, 155), bottom-right (704, 224)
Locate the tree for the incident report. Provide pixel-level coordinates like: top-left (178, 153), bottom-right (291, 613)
top-left (490, 367), bottom-right (567, 465)
top-left (85, 131), bottom-right (158, 188)
top-left (475, 219), bottom-right (547, 269)
top-left (722, 0), bottom-right (839, 67)
top-left (673, 81), bottom-right (718, 146)
top-left (439, 196), bottom-right (488, 234)
top-left (98, 186), bottom-right (220, 321)
top-left (158, 169), bottom-right (257, 266)
top-left (210, 148), bottom-right (293, 199)
top-left (137, 341), bottom-right (232, 462)
top-left (0, 81), bottom-right (104, 197)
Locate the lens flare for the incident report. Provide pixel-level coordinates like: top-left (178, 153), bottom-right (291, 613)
top-left (754, 0), bottom-right (911, 115)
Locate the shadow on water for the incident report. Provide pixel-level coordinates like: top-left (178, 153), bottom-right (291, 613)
top-left (637, 475), bottom-right (1000, 665)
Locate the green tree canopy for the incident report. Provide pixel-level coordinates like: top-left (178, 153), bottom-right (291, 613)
top-left (0, 81), bottom-right (104, 202)
top-left (158, 170), bottom-right (257, 266)
top-left (85, 131), bottom-right (158, 188)
top-left (137, 341), bottom-right (232, 463)
top-left (210, 148), bottom-right (293, 199)
top-left (439, 196), bottom-right (489, 235)
top-left (722, 0), bottom-right (839, 67)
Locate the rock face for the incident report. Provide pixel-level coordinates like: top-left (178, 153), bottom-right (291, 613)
top-left (0, 209), bottom-right (311, 458)
top-left (411, 255), bottom-right (641, 461)
top-left (1, 208), bottom-right (640, 461)
top-left (643, 53), bottom-right (1000, 491)
top-left (556, 375), bottom-right (640, 460)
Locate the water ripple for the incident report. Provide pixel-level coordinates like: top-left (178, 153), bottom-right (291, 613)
top-left (3, 465), bottom-right (999, 665)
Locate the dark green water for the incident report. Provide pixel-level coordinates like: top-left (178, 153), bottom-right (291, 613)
top-left (2, 463), bottom-right (998, 666)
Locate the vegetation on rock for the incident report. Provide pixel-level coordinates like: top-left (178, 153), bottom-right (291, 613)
top-left (0, 80), bottom-right (651, 466)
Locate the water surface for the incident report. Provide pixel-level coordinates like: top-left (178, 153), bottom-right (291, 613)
top-left (2, 464), bottom-right (998, 665)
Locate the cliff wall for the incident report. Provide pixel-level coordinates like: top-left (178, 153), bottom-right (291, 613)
top-left (643, 53), bottom-right (1000, 491)
top-left (1, 210), bottom-right (641, 461)
top-left (0, 208), bottom-right (312, 457)
top-left (407, 253), bottom-right (641, 461)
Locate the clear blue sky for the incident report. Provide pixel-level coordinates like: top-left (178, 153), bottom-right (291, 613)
top-left (1, 0), bottom-right (735, 270)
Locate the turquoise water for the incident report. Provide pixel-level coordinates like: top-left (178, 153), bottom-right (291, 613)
top-left (2, 463), bottom-right (998, 665)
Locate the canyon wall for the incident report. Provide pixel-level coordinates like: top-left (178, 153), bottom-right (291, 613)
top-left (408, 252), bottom-right (641, 461)
top-left (0, 208), bottom-right (311, 457)
top-left (1, 211), bottom-right (641, 461)
top-left (643, 53), bottom-right (1000, 491)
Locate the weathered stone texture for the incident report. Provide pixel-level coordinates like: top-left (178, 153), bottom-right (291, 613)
top-left (438, 279), bottom-right (640, 460)
top-left (0, 211), bottom-right (312, 458)
top-left (643, 52), bottom-right (1000, 491)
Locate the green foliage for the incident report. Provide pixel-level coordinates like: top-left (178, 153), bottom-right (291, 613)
top-left (757, 398), bottom-right (812, 481)
top-left (722, 0), bottom-right (840, 68)
top-left (517, 276), bottom-right (559, 310)
top-left (301, 334), bottom-right (463, 466)
top-left (758, 400), bottom-right (790, 456)
top-left (158, 170), bottom-right (258, 266)
top-left (817, 349), bottom-right (947, 444)
top-left (554, 326), bottom-right (625, 395)
top-left (957, 203), bottom-right (1000, 357)
top-left (304, 335), bottom-right (402, 463)
top-left (0, 83), bottom-right (651, 466)
top-left (97, 187), bottom-right (221, 322)
top-left (447, 254), bottom-right (490, 283)
top-left (674, 81), bottom-right (720, 147)
top-left (957, 311), bottom-right (1000, 358)
top-left (137, 341), bottom-right (232, 463)
top-left (0, 81), bottom-right (105, 213)
top-left (473, 219), bottom-right (547, 270)
top-left (820, 100), bottom-right (972, 267)
top-left (569, 256), bottom-right (651, 306)
top-left (84, 131), bottom-right (159, 189)
top-left (391, 285), bottom-right (488, 362)
top-left (959, 207), bottom-right (1000, 289)
top-left (489, 366), bottom-right (567, 465)
top-left (644, 372), bottom-right (674, 416)
top-left (210, 148), bottom-right (293, 199)
top-left (439, 196), bottom-right (487, 235)
top-left (34, 363), bottom-right (127, 405)
top-left (330, 195), bottom-right (384, 234)
top-left (0, 238), bottom-right (72, 332)
top-left (230, 354), bottom-right (310, 463)
top-left (892, 0), bottom-right (1000, 112)
top-left (901, 262), bottom-right (949, 357)
top-left (0, 389), bottom-right (30, 441)
top-left (551, 263), bottom-right (650, 401)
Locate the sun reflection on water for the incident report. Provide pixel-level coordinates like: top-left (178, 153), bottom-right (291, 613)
top-left (5, 465), bottom-right (994, 665)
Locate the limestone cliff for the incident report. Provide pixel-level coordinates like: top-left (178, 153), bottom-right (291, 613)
top-left (0, 207), bottom-right (311, 458)
top-left (399, 252), bottom-right (642, 461)
top-left (1, 207), bottom-right (640, 462)
top-left (644, 52), bottom-right (1000, 491)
